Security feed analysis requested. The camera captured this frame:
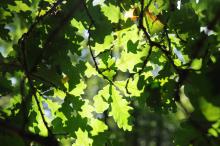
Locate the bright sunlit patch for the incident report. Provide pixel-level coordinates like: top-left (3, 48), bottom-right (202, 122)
top-left (200, 26), bottom-right (215, 36)
top-left (124, 9), bottom-right (134, 18)
top-left (93, 0), bottom-right (105, 6)
top-left (0, 47), bottom-right (5, 57)
top-left (82, 29), bottom-right (89, 40)
top-left (124, 8), bottom-right (138, 21)
top-left (177, 0), bottom-right (181, 10)
top-left (173, 48), bottom-right (185, 64)
top-left (9, 77), bottom-right (17, 86)
top-left (151, 64), bottom-right (162, 77)
top-left (154, 1), bottom-right (159, 9)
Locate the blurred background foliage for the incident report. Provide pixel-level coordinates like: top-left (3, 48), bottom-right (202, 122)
top-left (0, 0), bottom-right (220, 146)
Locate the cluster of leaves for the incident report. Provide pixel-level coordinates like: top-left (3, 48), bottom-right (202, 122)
top-left (0, 0), bottom-right (220, 145)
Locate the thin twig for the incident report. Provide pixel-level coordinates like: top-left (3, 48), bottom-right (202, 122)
top-left (17, 0), bottom-right (70, 141)
top-left (21, 32), bottom-right (54, 137)
top-left (83, 0), bottom-right (126, 96)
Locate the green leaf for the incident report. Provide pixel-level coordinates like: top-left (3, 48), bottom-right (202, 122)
top-left (93, 85), bottom-right (110, 113)
top-left (72, 128), bottom-right (93, 146)
top-left (169, 4), bottom-right (200, 35)
top-left (90, 119), bottom-right (108, 136)
top-left (85, 62), bottom-right (97, 78)
top-left (101, 4), bottom-right (120, 23)
top-left (200, 97), bottom-right (220, 121)
top-left (92, 35), bottom-right (114, 56)
top-left (109, 86), bottom-right (132, 131)
top-left (116, 47), bottom-right (149, 72)
top-left (8, 1), bottom-right (31, 12)
top-left (69, 80), bottom-right (87, 97)
top-left (79, 99), bottom-right (108, 136)
top-left (80, 100), bottom-right (94, 119)
top-left (114, 75), bottom-right (143, 97)
top-left (191, 58), bottom-right (202, 70)
top-left (127, 40), bottom-right (138, 53)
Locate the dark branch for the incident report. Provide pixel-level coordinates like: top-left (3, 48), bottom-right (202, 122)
top-left (0, 119), bottom-right (59, 146)
top-left (83, 1), bottom-right (114, 83)
top-left (30, 0), bottom-right (83, 72)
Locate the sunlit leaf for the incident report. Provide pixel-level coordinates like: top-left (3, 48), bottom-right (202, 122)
top-left (93, 85), bottom-right (110, 113)
top-left (8, 1), bottom-right (31, 12)
top-left (90, 119), bottom-right (108, 136)
top-left (72, 128), bottom-right (93, 146)
top-left (109, 86), bottom-right (133, 131)
top-left (101, 4), bottom-right (120, 23)
top-left (200, 97), bottom-right (220, 121)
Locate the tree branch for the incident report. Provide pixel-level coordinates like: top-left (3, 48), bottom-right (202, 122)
top-left (30, 0), bottom-right (83, 73)
top-left (0, 118), bottom-right (59, 146)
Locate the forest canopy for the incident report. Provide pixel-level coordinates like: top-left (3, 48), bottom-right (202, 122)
top-left (0, 0), bottom-right (220, 146)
